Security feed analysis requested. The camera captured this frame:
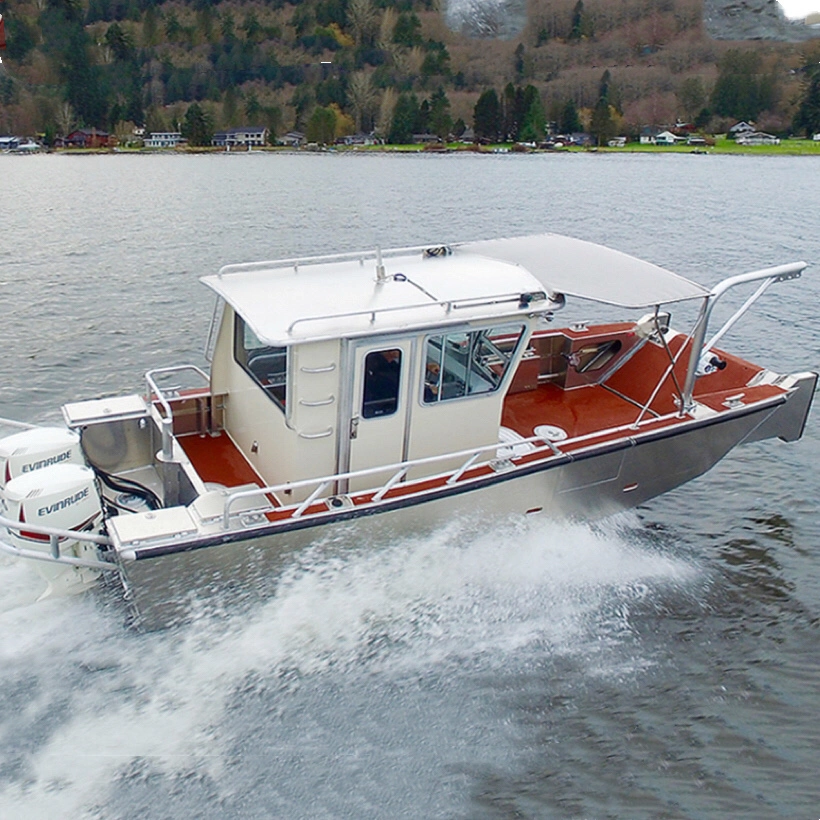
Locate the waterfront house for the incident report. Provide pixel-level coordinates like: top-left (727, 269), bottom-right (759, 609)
top-left (144, 132), bottom-right (182, 149)
top-left (212, 127), bottom-right (269, 148)
top-left (640, 126), bottom-right (663, 144)
top-left (735, 132), bottom-right (780, 146)
top-left (64, 129), bottom-right (110, 148)
top-left (278, 131), bottom-right (305, 147)
top-left (729, 121), bottom-right (755, 138)
top-left (654, 130), bottom-right (683, 145)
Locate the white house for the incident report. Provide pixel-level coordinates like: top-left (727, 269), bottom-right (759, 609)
top-left (813, 133), bottom-right (820, 141)
top-left (212, 126), bottom-right (269, 148)
top-left (278, 131), bottom-right (305, 147)
top-left (640, 126), bottom-right (662, 144)
top-left (144, 132), bottom-right (182, 148)
top-left (735, 131), bottom-right (780, 146)
top-left (654, 130), bottom-right (683, 145)
top-left (729, 121), bottom-right (755, 137)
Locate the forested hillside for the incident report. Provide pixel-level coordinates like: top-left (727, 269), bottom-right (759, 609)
top-left (1, 0), bottom-right (819, 144)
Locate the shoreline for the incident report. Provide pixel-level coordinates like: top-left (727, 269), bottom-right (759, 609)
top-left (6, 140), bottom-right (820, 158)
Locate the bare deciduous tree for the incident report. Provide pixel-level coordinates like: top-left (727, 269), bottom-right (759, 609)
top-left (348, 0), bottom-right (377, 47)
top-left (376, 87), bottom-right (397, 138)
top-left (56, 102), bottom-right (76, 136)
top-left (348, 71), bottom-right (377, 132)
top-left (378, 8), bottom-right (397, 50)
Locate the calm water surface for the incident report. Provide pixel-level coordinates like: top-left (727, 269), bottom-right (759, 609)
top-left (0, 153), bottom-right (818, 819)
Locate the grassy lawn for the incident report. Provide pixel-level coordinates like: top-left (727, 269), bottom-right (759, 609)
top-left (597, 136), bottom-right (820, 156)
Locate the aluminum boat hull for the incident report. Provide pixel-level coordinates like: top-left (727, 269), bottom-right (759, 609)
top-left (118, 387), bottom-right (811, 628)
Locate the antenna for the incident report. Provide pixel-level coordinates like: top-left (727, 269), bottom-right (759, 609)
top-left (375, 246), bottom-right (386, 283)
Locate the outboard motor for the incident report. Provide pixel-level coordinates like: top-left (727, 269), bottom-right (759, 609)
top-left (0, 429), bottom-right (105, 596)
top-left (0, 426), bottom-right (84, 489)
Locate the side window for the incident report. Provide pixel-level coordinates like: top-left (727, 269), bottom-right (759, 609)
top-left (234, 315), bottom-right (287, 410)
top-left (423, 324), bottom-right (524, 404)
top-left (362, 349), bottom-right (402, 419)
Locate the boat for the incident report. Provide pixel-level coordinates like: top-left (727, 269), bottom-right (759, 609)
top-left (0, 234), bottom-right (815, 626)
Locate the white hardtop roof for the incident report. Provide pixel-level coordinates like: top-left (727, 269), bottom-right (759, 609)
top-left (201, 233), bottom-right (709, 346)
top-left (454, 235), bottom-right (709, 308)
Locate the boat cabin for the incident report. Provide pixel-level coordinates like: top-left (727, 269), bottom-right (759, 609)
top-left (191, 235), bottom-right (708, 500)
top-left (204, 244), bottom-right (562, 497)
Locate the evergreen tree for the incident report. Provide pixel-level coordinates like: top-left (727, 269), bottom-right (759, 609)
top-left (793, 67), bottom-right (820, 137)
top-left (429, 87), bottom-right (452, 141)
top-left (414, 98), bottom-right (431, 134)
top-left (514, 43), bottom-right (525, 78)
top-left (245, 90), bottom-right (262, 124)
top-left (560, 98), bottom-right (581, 134)
top-left (590, 99), bottom-right (615, 146)
top-left (569, 0), bottom-right (592, 40)
top-left (590, 70), bottom-right (616, 145)
top-left (502, 82), bottom-right (521, 141)
top-left (519, 86), bottom-right (545, 142)
top-left (388, 93), bottom-right (419, 144)
top-left (182, 102), bottom-right (213, 146)
top-left (392, 12), bottom-right (422, 47)
top-left (473, 88), bottom-right (502, 142)
top-left (5, 16), bottom-right (38, 61)
top-left (306, 105), bottom-right (337, 143)
top-left (711, 50), bottom-right (775, 122)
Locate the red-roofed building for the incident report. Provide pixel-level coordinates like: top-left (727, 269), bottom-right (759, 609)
top-left (62, 129), bottom-right (111, 149)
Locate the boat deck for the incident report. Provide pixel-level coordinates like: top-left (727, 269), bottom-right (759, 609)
top-left (502, 334), bottom-right (777, 444)
top-left (179, 431), bottom-right (265, 491)
top-left (502, 382), bottom-right (642, 440)
top-left (171, 332), bottom-right (786, 524)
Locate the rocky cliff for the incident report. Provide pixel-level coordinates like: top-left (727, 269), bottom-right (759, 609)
top-left (704, 0), bottom-right (820, 40)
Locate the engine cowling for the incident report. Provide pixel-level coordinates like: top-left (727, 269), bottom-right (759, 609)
top-left (2, 462), bottom-right (104, 599)
top-left (0, 427), bottom-right (83, 490)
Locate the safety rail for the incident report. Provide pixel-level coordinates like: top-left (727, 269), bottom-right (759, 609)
top-left (0, 513), bottom-right (116, 572)
top-left (221, 408), bottom-right (693, 530)
top-left (285, 290), bottom-right (557, 336)
top-left (681, 262), bottom-right (806, 411)
top-left (217, 243), bottom-right (442, 278)
top-left (145, 365), bottom-right (210, 460)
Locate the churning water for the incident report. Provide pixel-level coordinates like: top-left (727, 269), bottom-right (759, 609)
top-left (1, 152), bottom-right (818, 818)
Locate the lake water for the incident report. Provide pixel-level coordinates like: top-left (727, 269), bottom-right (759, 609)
top-left (0, 152), bottom-right (818, 819)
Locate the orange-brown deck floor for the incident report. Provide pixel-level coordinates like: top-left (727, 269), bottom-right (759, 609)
top-left (179, 431), bottom-right (265, 490)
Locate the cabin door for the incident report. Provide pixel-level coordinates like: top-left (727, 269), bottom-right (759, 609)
top-left (342, 338), bottom-right (414, 491)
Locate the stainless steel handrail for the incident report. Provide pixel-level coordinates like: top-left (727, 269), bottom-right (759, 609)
top-left (145, 365), bottom-right (210, 460)
top-left (0, 537), bottom-right (118, 572)
top-left (220, 409), bottom-right (690, 530)
top-left (681, 262), bottom-right (806, 411)
top-left (0, 511), bottom-right (117, 572)
top-left (217, 244), bottom-right (439, 278)
top-left (285, 291), bottom-right (550, 335)
top-left (0, 513), bottom-right (112, 546)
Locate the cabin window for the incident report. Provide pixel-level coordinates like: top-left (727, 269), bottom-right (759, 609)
top-left (423, 324), bottom-right (525, 404)
top-left (362, 349), bottom-right (402, 419)
top-left (234, 315), bottom-right (287, 410)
